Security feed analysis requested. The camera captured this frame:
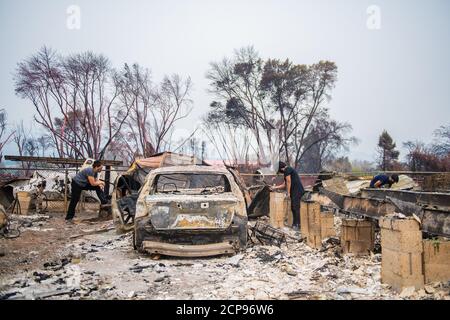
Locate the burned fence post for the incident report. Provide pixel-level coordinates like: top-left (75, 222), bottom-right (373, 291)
top-left (104, 165), bottom-right (111, 196)
top-left (64, 168), bottom-right (68, 213)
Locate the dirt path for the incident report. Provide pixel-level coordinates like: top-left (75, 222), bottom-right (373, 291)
top-left (0, 211), bottom-right (109, 276)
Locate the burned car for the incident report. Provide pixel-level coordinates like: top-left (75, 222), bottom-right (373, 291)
top-left (112, 164), bottom-right (248, 257)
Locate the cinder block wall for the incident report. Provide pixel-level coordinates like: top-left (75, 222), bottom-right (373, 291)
top-left (380, 217), bottom-right (424, 292)
top-left (422, 239), bottom-right (450, 283)
top-left (341, 218), bottom-right (375, 255)
top-left (300, 200), bottom-right (335, 249)
top-left (269, 192), bottom-right (288, 228)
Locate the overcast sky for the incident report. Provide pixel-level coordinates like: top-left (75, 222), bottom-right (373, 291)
top-left (1, 0), bottom-right (449, 161)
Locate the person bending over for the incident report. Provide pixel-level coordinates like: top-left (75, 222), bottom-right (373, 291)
top-left (369, 174), bottom-right (399, 188)
top-left (272, 161), bottom-right (305, 231)
top-left (65, 160), bottom-right (108, 221)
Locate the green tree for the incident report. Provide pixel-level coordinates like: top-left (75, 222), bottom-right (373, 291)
top-left (377, 130), bottom-right (400, 171)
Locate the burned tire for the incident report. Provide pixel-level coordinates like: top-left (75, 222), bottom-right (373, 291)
top-left (233, 214), bottom-right (248, 249)
top-left (239, 228), bottom-right (248, 250)
top-left (134, 227), bottom-right (147, 253)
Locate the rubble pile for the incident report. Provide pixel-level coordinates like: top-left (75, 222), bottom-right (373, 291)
top-left (1, 223), bottom-right (449, 300)
top-left (8, 214), bottom-right (52, 231)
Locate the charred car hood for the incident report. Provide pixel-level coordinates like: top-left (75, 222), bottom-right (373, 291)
top-left (145, 194), bottom-right (239, 230)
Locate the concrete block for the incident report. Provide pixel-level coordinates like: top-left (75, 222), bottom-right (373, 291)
top-left (381, 248), bottom-right (424, 291)
top-left (269, 192), bottom-right (288, 229)
top-left (309, 202), bottom-right (321, 226)
top-left (341, 219), bottom-right (374, 255)
top-left (300, 200), bottom-right (309, 237)
top-left (423, 239), bottom-right (450, 283)
top-left (380, 216), bottom-right (425, 292)
top-left (379, 216), bottom-right (421, 232)
top-left (320, 211), bottom-right (335, 239)
top-left (301, 201), bottom-right (335, 249)
top-left (307, 233), bottom-right (322, 249)
top-left (17, 191), bottom-right (32, 215)
top-left (381, 230), bottom-right (423, 253)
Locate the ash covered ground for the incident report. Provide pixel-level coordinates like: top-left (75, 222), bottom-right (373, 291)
top-left (1, 212), bottom-right (449, 300)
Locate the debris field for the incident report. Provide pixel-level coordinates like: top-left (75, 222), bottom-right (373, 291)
top-left (1, 211), bottom-right (449, 300)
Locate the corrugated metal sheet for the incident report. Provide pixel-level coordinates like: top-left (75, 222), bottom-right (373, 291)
top-left (126, 152), bottom-right (204, 174)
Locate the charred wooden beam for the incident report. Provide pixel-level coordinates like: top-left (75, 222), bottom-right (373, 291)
top-left (361, 188), bottom-right (450, 208)
top-left (4, 155), bottom-right (122, 167)
top-left (387, 197), bottom-right (450, 237)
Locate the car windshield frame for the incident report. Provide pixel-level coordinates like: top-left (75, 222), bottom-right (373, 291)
top-left (151, 172), bottom-right (232, 194)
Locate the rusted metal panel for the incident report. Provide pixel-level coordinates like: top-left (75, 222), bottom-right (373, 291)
top-left (342, 196), bottom-right (396, 218)
top-left (386, 197), bottom-right (450, 237)
top-left (320, 188), bottom-right (450, 237)
top-left (361, 189), bottom-right (450, 208)
top-left (319, 188), bottom-right (345, 208)
top-left (247, 185), bottom-right (270, 218)
top-left (142, 241), bottom-right (235, 257)
top-left (421, 209), bottom-right (450, 237)
top-left (227, 167), bottom-right (252, 206)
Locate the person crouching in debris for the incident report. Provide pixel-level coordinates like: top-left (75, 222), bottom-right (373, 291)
top-left (369, 173), bottom-right (399, 188)
top-left (271, 161), bottom-right (305, 231)
top-left (65, 160), bottom-right (108, 222)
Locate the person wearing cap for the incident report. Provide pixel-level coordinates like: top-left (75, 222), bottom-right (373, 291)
top-left (369, 174), bottom-right (399, 188)
top-left (271, 161), bottom-right (305, 231)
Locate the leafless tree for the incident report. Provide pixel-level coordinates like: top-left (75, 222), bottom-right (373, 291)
top-left (114, 64), bottom-right (193, 160)
top-left (113, 63), bottom-right (155, 159)
top-left (403, 140), bottom-right (449, 172)
top-left (152, 74), bottom-right (193, 152)
top-left (202, 105), bottom-right (254, 166)
top-left (299, 112), bottom-right (357, 172)
top-left (36, 135), bottom-right (52, 157)
top-left (0, 109), bottom-right (15, 162)
top-left (324, 156), bottom-right (352, 173)
top-left (351, 159), bottom-right (375, 173)
top-left (403, 124), bottom-right (450, 172)
top-left (432, 124), bottom-right (450, 157)
top-left (207, 47), bottom-right (272, 164)
top-left (290, 61), bottom-right (338, 168)
top-left (206, 47), bottom-right (341, 169)
top-left (13, 122), bottom-right (40, 172)
top-left (14, 47), bottom-right (133, 160)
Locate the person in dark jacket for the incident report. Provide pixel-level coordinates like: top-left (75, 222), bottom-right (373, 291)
top-left (271, 161), bottom-right (305, 231)
top-left (65, 160), bottom-right (108, 221)
top-left (369, 174), bottom-right (399, 188)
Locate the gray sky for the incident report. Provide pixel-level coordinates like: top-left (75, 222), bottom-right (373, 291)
top-left (1, 0), bottom-right (449, 161)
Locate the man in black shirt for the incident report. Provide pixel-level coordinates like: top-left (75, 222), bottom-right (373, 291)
top-left (272, 161), bottom-right (305, 231)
